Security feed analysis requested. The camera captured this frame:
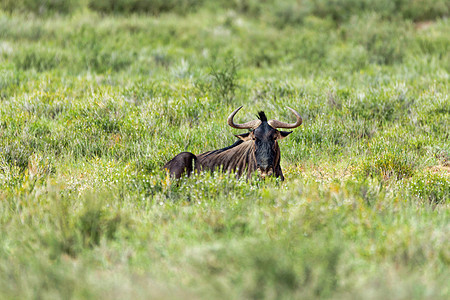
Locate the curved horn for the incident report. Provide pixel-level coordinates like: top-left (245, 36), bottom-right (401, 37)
top-left (267, 107), bottom-right (303, 129)
top-left (227, 106), bottom-right (261, 129)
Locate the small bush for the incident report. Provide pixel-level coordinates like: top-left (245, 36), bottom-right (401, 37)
top-left (195, 57), bottom-right (239, 103)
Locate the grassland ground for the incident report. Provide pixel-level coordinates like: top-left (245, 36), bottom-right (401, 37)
top-left (0, 2), bottom-right (449, 299)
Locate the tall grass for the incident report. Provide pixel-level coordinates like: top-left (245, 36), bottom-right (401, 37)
top-left (0, 2), bottom-right (449, 299)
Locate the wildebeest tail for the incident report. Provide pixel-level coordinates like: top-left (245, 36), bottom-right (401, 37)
top-left (163, 152), bottom-right (197, 179)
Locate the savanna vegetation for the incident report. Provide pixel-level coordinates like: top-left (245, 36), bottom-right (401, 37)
top-left (0, 0), bottom-right (449, 299)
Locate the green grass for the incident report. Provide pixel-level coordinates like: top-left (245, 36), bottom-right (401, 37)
top-left (0, 2), bottom-right (449, 299)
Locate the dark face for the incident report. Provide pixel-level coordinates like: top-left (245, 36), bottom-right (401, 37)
top-left (236, 122), bottom-right (292, 178)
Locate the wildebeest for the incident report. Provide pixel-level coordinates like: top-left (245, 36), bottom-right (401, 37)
top-left (163, 106), bottom-right (302, 180)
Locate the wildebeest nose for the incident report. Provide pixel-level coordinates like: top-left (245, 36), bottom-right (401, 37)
top-left (257, 165), bottom-right (274, 177)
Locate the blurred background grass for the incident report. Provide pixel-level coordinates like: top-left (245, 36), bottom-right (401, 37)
top-left (1, 0), bottom-right (449, 22)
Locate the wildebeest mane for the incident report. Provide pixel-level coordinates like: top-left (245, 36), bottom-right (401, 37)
top-left (197, 140), bottom-right (256, 177)
top-left (257, 111), bottom-right (267, 122)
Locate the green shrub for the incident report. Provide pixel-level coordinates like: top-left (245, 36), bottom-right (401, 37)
top-left (206, 57), bottom-right (239, 103)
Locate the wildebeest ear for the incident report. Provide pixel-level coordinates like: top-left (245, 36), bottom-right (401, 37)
top-left (235, 132), bottom-right (252, 141)
top-left (278, 131), bottom-right (293, 139)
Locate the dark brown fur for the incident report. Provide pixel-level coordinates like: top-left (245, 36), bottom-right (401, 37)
top-left (196, 140), bottom-right (284, 180)
top-left (163, 138), bottom-right (285, 180)
top-left (163, 152), bottom-right (197, 179)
